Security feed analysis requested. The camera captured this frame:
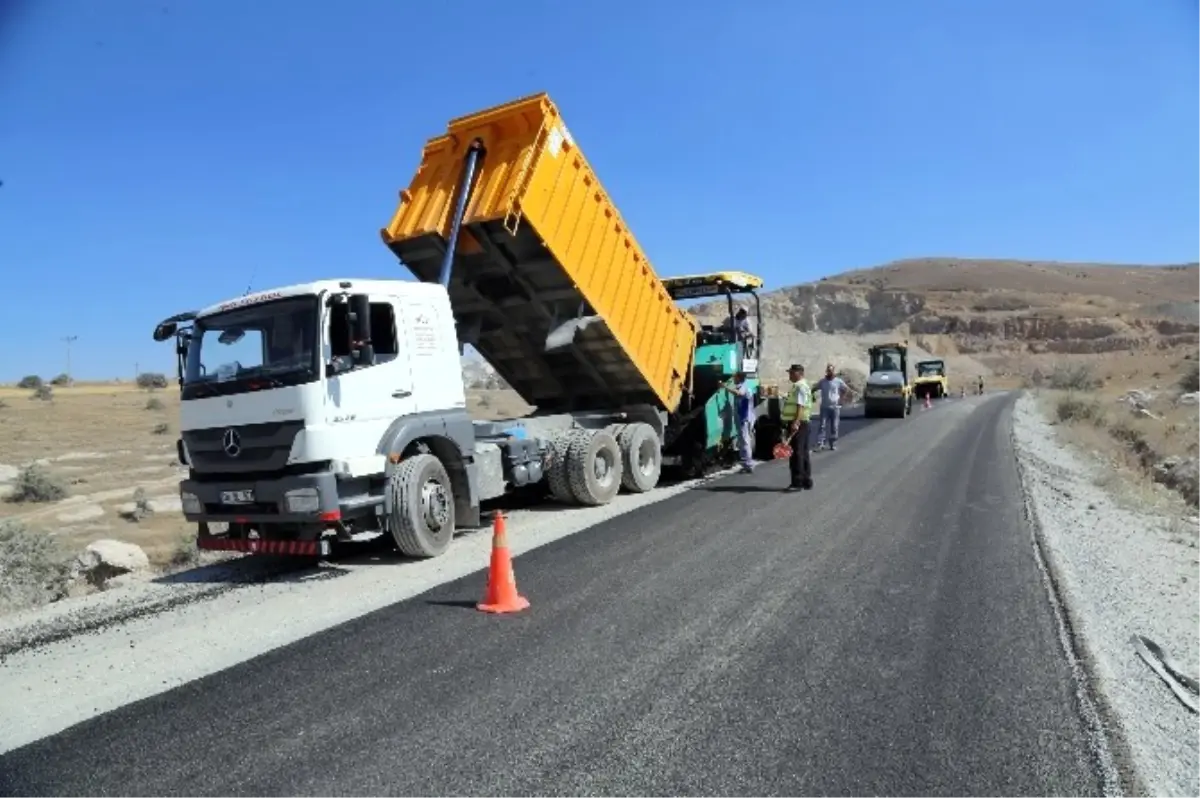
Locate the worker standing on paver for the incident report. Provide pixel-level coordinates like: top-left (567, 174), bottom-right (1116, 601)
top-left (814, 363), bottom-right (853, 451)
top-left (724, 308), bottom-right (756, 357)
top-left (718, 371), bottom-right (755, 473)
top-left (781, 363), bottom-right (814, 490)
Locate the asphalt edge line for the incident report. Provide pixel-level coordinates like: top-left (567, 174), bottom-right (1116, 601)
top-left (1008, 391), bottom-right (1130, 798)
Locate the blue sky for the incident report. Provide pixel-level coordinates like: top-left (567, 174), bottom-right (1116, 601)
top-left (1, 0), bottom-right (1196, 381)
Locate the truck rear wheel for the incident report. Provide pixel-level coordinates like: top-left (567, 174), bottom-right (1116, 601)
top-left (567, 429), bottom-right (623, 506)
top-left (617, 422), bottom-right (661, 493)
top-left (387, 453), bottom-right (455, 558)
top-left (546, 430), bottom-right (586, 504)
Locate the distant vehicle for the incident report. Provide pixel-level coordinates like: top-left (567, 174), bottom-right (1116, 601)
top-left (863, 342), bottom-right (913, 418)
top-left (913, 359), bottom-right (948, 400)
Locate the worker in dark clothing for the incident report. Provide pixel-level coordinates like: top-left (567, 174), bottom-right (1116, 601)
top-left (977, 375), bottom-right (984, 395)
top-left (780, 363), bottom-right (814, 490)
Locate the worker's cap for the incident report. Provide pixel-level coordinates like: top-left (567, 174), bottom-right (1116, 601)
top-left (788, 363), bottom-right (805, 372)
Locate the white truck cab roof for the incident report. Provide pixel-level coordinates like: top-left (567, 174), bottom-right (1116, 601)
top-left (195, 278), bottom-right (445, 320)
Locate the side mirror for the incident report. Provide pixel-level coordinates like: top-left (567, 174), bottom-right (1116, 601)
top-left (349, 294), bottom-right (375, 366)
top-left (153, 322), bottom-right (177, 342)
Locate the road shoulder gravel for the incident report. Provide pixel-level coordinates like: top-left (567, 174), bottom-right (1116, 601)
top-left (1011, 392), bottom-right (1199, 797)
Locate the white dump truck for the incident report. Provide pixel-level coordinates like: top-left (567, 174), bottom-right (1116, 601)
top-left (152, 93), bottom-right (766, 560)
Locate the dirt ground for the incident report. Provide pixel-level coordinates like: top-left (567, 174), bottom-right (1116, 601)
top-left (0, 383), bottom-right (191, 565)
top-left (1031, 354), bottom-right (1200, 516)
top-left (0, 382), bottom-right (533, 568)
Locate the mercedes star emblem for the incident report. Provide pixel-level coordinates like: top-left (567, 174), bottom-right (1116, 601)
top-left (222, 428), bottom-right (242, 458)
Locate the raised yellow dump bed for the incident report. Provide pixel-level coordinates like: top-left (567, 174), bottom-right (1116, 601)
top-left (381, 93), bottom-right (697, 414)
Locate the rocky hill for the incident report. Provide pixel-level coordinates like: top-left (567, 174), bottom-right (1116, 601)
top-left (688, 258), bottom-right (1199, 383)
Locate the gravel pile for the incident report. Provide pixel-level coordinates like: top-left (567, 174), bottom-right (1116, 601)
top-left (1011, 392), bottom-right (1199, 796)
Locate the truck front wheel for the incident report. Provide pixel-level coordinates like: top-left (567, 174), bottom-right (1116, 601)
top-left (388, 453), bottom-right (455, 558)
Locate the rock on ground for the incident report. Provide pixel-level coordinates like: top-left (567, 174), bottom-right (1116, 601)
top-left (145, 495), bottom-right (182, 514)
top-left (74, 540), bottom-right (150, 587)
top-left (1012, 392), bottom-right (1199, 797)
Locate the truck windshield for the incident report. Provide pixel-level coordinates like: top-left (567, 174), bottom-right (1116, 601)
top-left (183, 296), bottom-right (320, 399)
top-left (918, 363), bottom-right (944, 377)
top-left (870, 350), bottom-right (903, 373)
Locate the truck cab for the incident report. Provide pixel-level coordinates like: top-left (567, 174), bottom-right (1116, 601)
top-left (863, 342), bottom-right (913, 418)
top-left (152, 279), bottom-right (492, 558)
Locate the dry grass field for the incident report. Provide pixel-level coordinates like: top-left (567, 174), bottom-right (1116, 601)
top-left (0, 383), bottom-right (193, 566)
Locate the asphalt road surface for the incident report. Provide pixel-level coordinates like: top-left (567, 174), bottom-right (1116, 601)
top-left (0, 394), bottom-right (1105, 796)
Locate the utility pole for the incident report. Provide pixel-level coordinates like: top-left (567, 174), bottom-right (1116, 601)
top-left (62, 335), bottom-right (78, 385)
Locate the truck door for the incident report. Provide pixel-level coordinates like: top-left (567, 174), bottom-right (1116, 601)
top-left (398, 296), bottom-right (456, 413)
top-left (325, 295), bottom-right (416, 450)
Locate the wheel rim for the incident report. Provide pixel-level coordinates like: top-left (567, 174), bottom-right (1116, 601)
top-left (636, 436), bottom-right (658, 477)
top-left (593, 447), bottom-right (615, 487)
top-left (420, 479), bottom-right (451, 531)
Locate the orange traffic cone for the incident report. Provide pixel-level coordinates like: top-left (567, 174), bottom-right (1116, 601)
top-left (477, 511), bottom-right (530, 614)
top-left (924, 394), bottom-right (932, 410)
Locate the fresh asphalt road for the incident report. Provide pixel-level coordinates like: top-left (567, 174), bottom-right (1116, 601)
top-left (0, 393), bottom-right (1104, 797)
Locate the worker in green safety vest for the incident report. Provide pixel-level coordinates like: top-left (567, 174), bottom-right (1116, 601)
top-left (781, 363), bottom-right (814, 491)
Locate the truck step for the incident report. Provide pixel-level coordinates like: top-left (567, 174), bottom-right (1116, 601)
top-left (198, 536), bottom-right (330, 557)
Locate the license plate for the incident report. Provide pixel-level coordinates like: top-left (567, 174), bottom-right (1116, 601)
top-left (220, 489), bottom-right (255, 505)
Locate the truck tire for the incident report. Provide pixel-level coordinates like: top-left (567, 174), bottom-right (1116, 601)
top-left (388, 453), bottom-right (455, 558)
top-left (617, 422), bottom-right (661, 493)
top-left (567, 429), bottom-right (623, 506)
top-left (546, 430), bottom-right (587, 504)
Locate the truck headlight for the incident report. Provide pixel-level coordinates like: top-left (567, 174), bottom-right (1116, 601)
top-left (283, 487), bottom-right (320, 514)
top-left (181, 491), bottom-right (202, 514)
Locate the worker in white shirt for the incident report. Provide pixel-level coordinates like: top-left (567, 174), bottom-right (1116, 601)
top-left (814, 363), bottom-right (854, 451)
